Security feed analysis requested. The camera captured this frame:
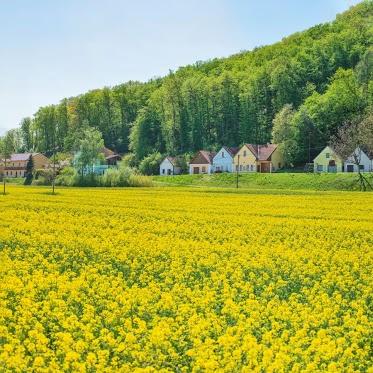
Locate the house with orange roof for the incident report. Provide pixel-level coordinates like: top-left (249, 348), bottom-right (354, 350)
top-left (189, 150), bottom-right (216, 174)
top-left (233, 144), bottom-right (284, 173)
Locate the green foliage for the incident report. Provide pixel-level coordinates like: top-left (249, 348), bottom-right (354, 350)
top-left (24, 156), bottom-right (34, 185)
top-left (272, 104), bottom-right (299, 166)
top-left (55, 167), bottom-right (78, 187)
top-left (153, 172), bottom-right (373, 191)
top-left (55, 163), bottom-right (153, 187)
top-left (74, 128), bottom-right (105, 173)
top-left (138, 152), bottom-right (163, 176)
top-left (33, 169), bottom-right (55, 186)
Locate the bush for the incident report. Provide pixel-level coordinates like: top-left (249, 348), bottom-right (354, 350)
top-left (121, 153), bottom-right (138, 168)
top-left (55, 167), bottom-right (78, 187)
top-left (55, 163), bottom-right (153, 188)
top-left (139, 152), bottom-right (163, 175)
top-left (32, 169), bottom-right (55, 186)
top-left (99, 163), bottom-right (153, 187)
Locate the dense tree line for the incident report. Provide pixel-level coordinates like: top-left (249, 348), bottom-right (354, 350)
top-left (3, 1), bottom-right (373, 166)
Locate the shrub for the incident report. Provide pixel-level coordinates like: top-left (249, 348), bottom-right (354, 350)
top-left (55, 164), bottom-right (153, 188)
top-left (32, 169), bottom-right (54, 186)
top-left (55, 167), bottom-right (78, 187)
top-left (139, 152), bottom-right (163, 175)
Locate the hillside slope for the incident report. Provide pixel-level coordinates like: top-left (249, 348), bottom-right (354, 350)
top-left (12, 1), bottom-right (373, 165)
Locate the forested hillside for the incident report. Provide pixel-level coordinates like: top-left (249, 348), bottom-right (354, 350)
top-left (8, 1), bottom-right (373, 164)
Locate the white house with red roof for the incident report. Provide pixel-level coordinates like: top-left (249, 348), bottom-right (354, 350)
top-left (189, 150), bottom-right (216, 174)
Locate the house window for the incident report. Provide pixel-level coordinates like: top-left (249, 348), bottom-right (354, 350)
top-left (359, 165), bottom-right (364, 170)
top-left (325, 153), bottom-right (330, 159)
top-left (250, 165), bottom-right (253, 171)
top-left (239, 165), bottom-right (243, 171)
top-left (235, 165), bottom-right (239, 171)
top-left (222, 152), bottom-right (225, 158)
top-left (317, 165), bottom-right (323, 172)
top-left (243, 150), bottom-right (247, 157)
top-left (162, 169), bottom-right (165, 174)
top-left (202, 166), bottom-right (206, 173)
top-left (278, 163), bottom-right (281, 168)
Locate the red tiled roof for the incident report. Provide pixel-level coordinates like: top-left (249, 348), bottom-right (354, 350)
top-left (190, 150), bottom-right (216, 165)
top-left (166, 156), bottom-right (177, 165)
top-left (223, 146), bottom-right (239, 157)
top-left (244, 144), bottom-right (278, 161)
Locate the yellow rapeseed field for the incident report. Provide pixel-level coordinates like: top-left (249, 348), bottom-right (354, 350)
top-left (0, 186), bottom-right (372, 372)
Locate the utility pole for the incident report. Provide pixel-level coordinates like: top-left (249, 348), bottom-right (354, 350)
top-left (3, 158), bottom-right (6, 195)
top-left (236, 154), bottom-right (240, 189)
top-left (52, 127), bottom-right (56, 195)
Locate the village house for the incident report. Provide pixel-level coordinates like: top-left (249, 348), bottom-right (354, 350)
top-left (101, 147), bottom-right (122, 166)
top-left (159, 157), bottom-right (182, 176)
top-left (0, 153), bottom-right (50, 178)
top-left (313, 146), bottom-right (343, 173)
top-left (233, 144), bottom-right (283, 173)
top-left (189, 150), bottom-right (216, 174)
top-left (73, 146), bottom-right (122, 176)
top-left (344, 148), bottom-right (372, 172)
top-left (212, 147), bottom-right (238, 173)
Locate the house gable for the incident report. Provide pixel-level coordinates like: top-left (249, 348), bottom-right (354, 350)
top-left (314, 146), bottom-right (342, 164)
top-left (213, 147), bottom-right (234, 163)
top-left (190, 151), bottom-right (215, 165)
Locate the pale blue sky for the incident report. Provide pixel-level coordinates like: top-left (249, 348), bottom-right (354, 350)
top-left (0, 0), bottom-right (361, 135)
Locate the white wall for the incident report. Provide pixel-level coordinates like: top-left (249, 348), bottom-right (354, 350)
top-left (189, 164), bottom-right (212, 174)
top-left (344, 148), bottom-right (372, 172)
top-left (213, 148), bottom-right (234, 172)
top-left (160, 159), bottom-right (174, 175)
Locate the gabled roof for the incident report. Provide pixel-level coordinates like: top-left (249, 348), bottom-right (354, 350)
top-left (190, 150), bottom-right (216, 165)
top-left (222, 146), bottom-right (239, 157)
top-left (360, 147), bottom-right (373, 160)
top-left (162, 156), bottom-right (177, 165)
top-left (100, 147), bottom-right (120, 160)
top-left (3, 153), bottom-right (36, 162)
top-left (313, 146), bottom-right (342, 162)
top-left (101, 147), bottom-right (114, 157)
top-left (213, 146), bottom-right (239, 161)
top-left (242, 144), bottom-right (278, 161)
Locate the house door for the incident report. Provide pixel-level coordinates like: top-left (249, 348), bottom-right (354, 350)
top-left (260, 163), bottom-right (270, 173)
top-left (328, 160), bottom-right (337, 173)
top-left (193, 167), bottom-right (199, 174)
top-left (346, 165), bottom-right (354, 172)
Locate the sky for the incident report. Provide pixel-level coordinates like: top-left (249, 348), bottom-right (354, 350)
top-left (0, 0), bottom-right (361, 135)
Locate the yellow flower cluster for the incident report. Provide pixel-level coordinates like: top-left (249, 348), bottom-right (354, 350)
top-left (0, 186), bottom-right (372, 372)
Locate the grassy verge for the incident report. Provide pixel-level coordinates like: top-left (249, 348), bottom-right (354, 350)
top-left (153, 172), bottom-right (373, 191)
